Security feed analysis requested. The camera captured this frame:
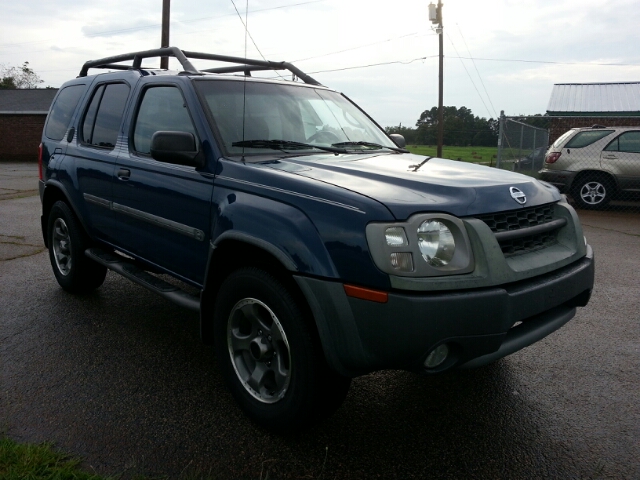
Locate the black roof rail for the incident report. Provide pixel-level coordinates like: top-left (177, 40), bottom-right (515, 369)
top-left (78, 46), bottom-right (322, 86)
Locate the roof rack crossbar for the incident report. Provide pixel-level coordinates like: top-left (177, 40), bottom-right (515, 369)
top-left (79, 47), bottom-right (199, 77)
top-left (201, 65), bottom-right (284, 74)
top-left (78, 46), bottom-right (322, 85)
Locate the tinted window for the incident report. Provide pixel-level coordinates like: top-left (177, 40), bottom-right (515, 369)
top-left (605, 131), bottom-right (640, 153)
top-left (45, 85), bottom-right (86, 140)
top-left (195, 80), bottom-right (396, 156)
top-left (133, 86), bottom-right (196, 154)
top-left (82, 85), bottom-right (104, 143)
top-left (564, 130), bottom-right (613, 149)
top-left (82, 83), bottom-right (130, 148)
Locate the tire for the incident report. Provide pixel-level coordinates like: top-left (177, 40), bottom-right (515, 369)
top-left (213, 267), bottom-right (351, 433)
top-left (571, 174), bottom-right (614, 210)
top-left (47, 201), bottom-right (107, 293)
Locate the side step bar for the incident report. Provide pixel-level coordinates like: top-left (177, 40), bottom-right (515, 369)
top-left (86, 248), bottom-right (200, 312)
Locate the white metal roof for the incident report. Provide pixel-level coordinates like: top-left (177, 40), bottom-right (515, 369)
top-left (547, 82), bottom-right (640, 113)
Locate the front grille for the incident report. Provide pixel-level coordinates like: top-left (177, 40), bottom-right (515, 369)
top-left (475, 204), bottom-right (561, 257)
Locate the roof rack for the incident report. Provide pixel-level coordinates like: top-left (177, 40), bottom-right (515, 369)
top-left (79, 46), bottom-right (322, 86)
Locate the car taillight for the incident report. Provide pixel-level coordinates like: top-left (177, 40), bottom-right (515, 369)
top-left (38, 143), bottom-right (43, 180)
top-left (545, 152), bottom-right (561, 164)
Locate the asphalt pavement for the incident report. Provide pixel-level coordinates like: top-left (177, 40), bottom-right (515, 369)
top-left (1, 162), bottom-right (638, 479)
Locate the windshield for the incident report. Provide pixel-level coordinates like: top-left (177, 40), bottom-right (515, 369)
top-left (194, 79), bottom-right (397, 156)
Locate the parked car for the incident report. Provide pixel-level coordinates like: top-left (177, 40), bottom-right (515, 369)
top-left (513, 147), bottom-right (546, 172)
top-left (38, 47), bottom-right (594, 432)
top-left (539, 125), bottom-right (640, 209)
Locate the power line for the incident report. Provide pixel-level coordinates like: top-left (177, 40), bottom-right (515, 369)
top-left (292, 32), bottom-right (435, 63)
top-left (455, 24), bottom-right (498, 119)
top-left (306, 56), bottom-right (438, 74)
top-left (228, 0), bottom-right (286, 80)
top-left (445, 33), bottom-right (492, 119)
top-left (451, 56), bottom-right (640, 67)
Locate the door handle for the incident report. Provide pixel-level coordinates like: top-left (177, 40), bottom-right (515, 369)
top-left (603, 155), bottom-right (617, 159)
top-left (117, 168), bottom-right (131, 180)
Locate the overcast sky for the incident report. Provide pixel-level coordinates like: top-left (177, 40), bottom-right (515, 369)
top-left (2, 0), bottom-right (640, 127)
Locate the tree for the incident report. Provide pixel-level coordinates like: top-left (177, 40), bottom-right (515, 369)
top-left (0, 62), bottom-right (43, 89)
top-left (414, 106), bottom-right (498, 147)
top-left (385, 123), bottom-right (418, 145)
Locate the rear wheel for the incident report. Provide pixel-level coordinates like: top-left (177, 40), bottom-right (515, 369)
top-left (47, 201), bottom-right (107, 293)
top-left (572, 174), bottom-right (614, 209)
top-left (213, 267), bottom-right (350, 433)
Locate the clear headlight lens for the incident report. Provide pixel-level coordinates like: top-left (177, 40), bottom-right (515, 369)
top-left (385, 227), bottom-right (408, 246)
top-left (417, 220), bottom-right (455, 266)
top-left (390, 252), bottom-right (414, 272)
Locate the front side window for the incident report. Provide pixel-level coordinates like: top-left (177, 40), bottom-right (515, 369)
top-left (45, 84), bottom-right (86, 140)
top-left (81, 83), bottom-right (130, 149)
top-left (604, 131), bottom-right (640, 153)
top-left (133, 86), bottom-right (197, 155)
top-left (564, 130), bottom-right (613, 149)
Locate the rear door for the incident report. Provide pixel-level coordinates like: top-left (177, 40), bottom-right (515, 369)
top-left (601, 130), bottom-right (640, 191)
top-left (64, 81), bottom-right (132, 242)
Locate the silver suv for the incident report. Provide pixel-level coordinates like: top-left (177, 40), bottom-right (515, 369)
top-left (539, 126), bottom-right (640, 209)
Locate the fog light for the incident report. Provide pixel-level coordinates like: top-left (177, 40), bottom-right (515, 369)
top-left (390, 252), bottom-right (414, 272)
top-left (424, 344), bottom-right (449, 368)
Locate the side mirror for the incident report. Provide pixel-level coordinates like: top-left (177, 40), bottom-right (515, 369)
top-left (150, 131), bottom-right (205, 168)
top-left (389, 134), bottom-right (406, 148)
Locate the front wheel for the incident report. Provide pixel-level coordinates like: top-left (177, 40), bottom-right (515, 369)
top-left (47, 201), bottom-right (107, 293)
top-left (213, 268), bottom-right (350, 433)
top-left (571, 174), bottom-right (614, 209)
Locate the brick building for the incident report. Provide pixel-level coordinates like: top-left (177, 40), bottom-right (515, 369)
top-left (547, 82), bottom-right (640, 144)
top-left (0, 89), bottom-right (58, 161)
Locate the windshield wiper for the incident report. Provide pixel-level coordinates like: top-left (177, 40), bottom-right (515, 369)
top-left (232, 139), bottom-right (347, 154)
top-left (331, 141), bottom-right (409, 153)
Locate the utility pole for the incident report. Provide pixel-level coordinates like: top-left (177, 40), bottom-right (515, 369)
top-left (160, 0), bottom-right (171, 69)
top-left (429, 1), bottom-right (444, 157)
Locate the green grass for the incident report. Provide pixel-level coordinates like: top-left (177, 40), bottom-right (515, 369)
top-left (0, 436), bottom-right (110, 479)
top-left (405, 145), bottom-right (498, 165)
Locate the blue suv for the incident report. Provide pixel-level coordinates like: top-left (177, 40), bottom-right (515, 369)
top-left (39, 47), bottom-right (594, 432)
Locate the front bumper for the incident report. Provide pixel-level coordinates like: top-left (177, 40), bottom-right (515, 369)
top-left (295, 245), bottom-right (594, 377)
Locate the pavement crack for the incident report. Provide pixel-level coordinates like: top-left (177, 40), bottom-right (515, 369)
top-left (582, 222), bottom-right (640, 238)
top-left (0, 248), bottom-right (47, 261)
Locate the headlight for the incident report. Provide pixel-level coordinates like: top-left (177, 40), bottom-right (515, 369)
top-left (366, 213), bottom-right (474, 277)
top-left (417, 220), bottom-right (455, 266)
top-left (385, 227), bottom-right (408, 246)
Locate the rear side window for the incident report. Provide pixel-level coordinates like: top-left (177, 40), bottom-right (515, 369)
top-left (551, 129), bottom-right (575, 148)
top-left (564, 130), bottom-right (613, 149)
top-left (81, 83), bottom-right (130, 149)
top-left (44, 85), bottom-right (86, 140)
top-left (604, 131), bottom-right (640, 153)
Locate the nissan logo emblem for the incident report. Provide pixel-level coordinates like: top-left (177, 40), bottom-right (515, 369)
top-left (510, 187), bottom-right (527, 205)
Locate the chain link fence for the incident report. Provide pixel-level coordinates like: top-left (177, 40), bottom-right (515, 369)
top-left (496, 115), bottom-right (549, 174)
top-left (496, 114), bottom-right (640, 212)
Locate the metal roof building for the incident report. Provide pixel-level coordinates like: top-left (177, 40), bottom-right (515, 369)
top-left (547, 82), bottom-right (640, 116)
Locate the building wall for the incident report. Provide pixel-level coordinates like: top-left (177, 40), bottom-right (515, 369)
top-left (549, 116), bottom-right (640, 145)
top-left (0, 114), bottom-right (46, 161)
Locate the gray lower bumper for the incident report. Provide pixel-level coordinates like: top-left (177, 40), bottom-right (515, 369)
top-left (295, 246), bottom-right (594, 377)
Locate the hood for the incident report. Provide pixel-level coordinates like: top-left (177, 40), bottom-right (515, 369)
top-left (266, 152), bottom-right (561, 219)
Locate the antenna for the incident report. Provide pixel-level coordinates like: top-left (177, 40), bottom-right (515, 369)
top-left (241, 0), bottom-right (249, 162)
